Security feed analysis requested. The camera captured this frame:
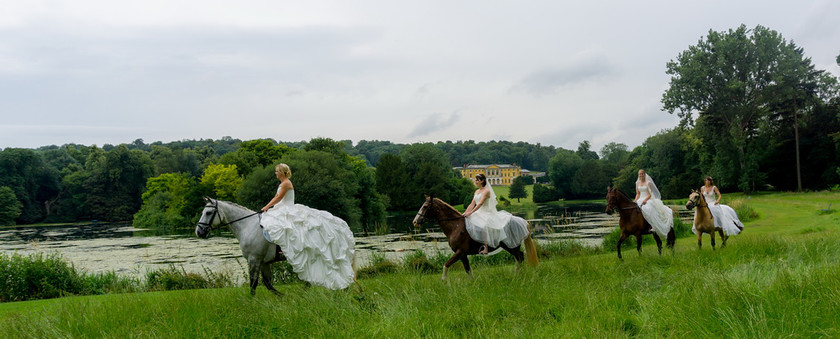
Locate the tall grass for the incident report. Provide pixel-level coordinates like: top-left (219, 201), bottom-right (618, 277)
top-left (3, 229), bottom-right (840, 337)
top-left (0, 253), bottom-right (140, 302)
top-left (1, 192), bottom-right (837, 337)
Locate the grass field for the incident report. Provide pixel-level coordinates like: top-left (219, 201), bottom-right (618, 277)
top-left (1, 191), bottom-right (838, 337)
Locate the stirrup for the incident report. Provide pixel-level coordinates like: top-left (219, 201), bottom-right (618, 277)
top-left (479, 245), bottom-right (489, 255)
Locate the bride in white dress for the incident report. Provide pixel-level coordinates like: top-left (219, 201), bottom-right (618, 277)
top-left (463, 174), bottom-right (530, 254)
top-left (260, 163), bottom-right (355, 290)
top-left (695, 176), bottom-right (744, 236)
top-left (634, 169), bottom-right (673, 238)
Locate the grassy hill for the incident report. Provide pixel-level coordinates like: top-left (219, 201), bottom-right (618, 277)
top-left (1, 191), bottom-right (838, 337)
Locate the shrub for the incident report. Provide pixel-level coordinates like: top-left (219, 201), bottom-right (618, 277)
top-left (538, 240), bottom-right (599, 258)
top-left (357, 253), bottom-right (398, 278)
top-left (0, 253), bottom-right (79, 302)
top-left (401, 251), bottom-right (437, 274)
top-left (728, 199), bottom-right (759, 222)
top-left (271, 261), bottom-right (302, 285)
top-left (145, 265), bottom-right (233, 291)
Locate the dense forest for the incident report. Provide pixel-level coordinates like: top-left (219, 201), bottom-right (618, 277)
top-left (1, 25), bottom-right (839, 229)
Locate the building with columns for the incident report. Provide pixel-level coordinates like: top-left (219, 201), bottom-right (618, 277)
top-left (454, 164), bottom-right (522, 186)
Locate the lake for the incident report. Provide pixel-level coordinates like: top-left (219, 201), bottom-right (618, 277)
top-left (0, 203), bottom-right (693, 283)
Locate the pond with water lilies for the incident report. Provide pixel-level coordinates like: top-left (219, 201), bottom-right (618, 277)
top-left (0, 203), bottom-right (693, 283)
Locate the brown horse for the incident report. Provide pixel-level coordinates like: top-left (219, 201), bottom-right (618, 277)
top-left (605, 187), bottom-right (675, 259)
top-left (412, 195), bottom-right (538, 279)
top-left (686, 190), bottom-right (727, 249)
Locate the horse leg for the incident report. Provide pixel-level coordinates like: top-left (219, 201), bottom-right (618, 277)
top-left (459, 256), bottom-right (473, 278)
top-left (710, 230), bottom-right (716, 251)
top-left (248, 259), bottom-right (260, 296)
top-left (696, 231), bottom-right (703, 250)
top-left (718, 229), bottom-right (728, 247)
top-left (442, 250), bottom-right (463, 280)
top-left (652, 232), bottom-right (663, 255)
top-left (635, 233), bottom-right (643, 256)
top-left (260, 263), bottom-right (282, 296)
top-left (503, 244), bottom-right (525, 272)
top-left (617, 232), bottom-right (628, 260)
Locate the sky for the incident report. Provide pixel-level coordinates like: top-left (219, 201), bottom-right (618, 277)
top-left (1, 0), bottom-right (838, 153)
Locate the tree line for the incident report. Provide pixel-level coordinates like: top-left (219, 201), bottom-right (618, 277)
top-left (1, 25), bottom-right (838, 228)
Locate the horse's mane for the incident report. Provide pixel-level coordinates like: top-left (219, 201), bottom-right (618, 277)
top-left (213, 199), bottom-right (255, 212)
top-left (614, 189), bottom-right (634, 202)
top-left (432, 198), bottom-right (461, 216)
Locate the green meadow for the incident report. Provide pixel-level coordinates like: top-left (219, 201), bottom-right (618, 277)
top-left (1, 191), bottom-right (838, 337)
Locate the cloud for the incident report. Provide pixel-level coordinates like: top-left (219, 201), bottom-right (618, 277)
top-left (408, 112), bottom-right (460, 137)
top-left (512, 54), bottom-right (618, 96)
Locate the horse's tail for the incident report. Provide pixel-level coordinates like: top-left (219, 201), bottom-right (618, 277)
top-left (524, 222), bottom-right (539, 266)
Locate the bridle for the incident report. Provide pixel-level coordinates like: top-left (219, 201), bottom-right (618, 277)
top-left (606, 190), bottom-right (641, 214)
top-left (415, 199), bottom-right (465, 224)
top-left (687, 193), bottom-right (712, 214)
top-left (197, 199), bottom-right (262, 233)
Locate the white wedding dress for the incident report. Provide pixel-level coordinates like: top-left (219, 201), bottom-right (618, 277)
top-left (696, 186), bottom-right (744, 236)
top-left (261, 188), bottom-right (355, 290)
top-left (465, 186), bottom-right (530, 249)
top-left (636, 178), bottom-right (673, 238)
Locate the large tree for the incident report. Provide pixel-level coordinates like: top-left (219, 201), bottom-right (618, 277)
top-left (374, 153), bottom-right (411, 210)
top-left (662, 25), bottom-right (825, 192)
top-left (508, 176), bottom-right (528, 202)
top-left (0, 186), bottom-right (22, 225)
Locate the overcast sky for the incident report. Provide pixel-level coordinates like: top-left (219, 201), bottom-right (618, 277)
top-left (1, 0), bottom-right (838, 153)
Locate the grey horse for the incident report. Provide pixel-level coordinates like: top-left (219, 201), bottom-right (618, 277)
top-left (195, 198), bottom-right (285, 295)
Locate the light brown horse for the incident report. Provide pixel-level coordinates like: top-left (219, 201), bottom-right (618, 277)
top-left (686, 190), bottom-right (727, 249)
top-left (412, 195), bottom-right (538, 280)
top-left (605, 187), bottom-right (675, 259)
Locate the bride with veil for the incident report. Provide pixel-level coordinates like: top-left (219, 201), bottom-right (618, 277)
top-left (463, 174), bottom-right (530, 254)
top-left (635, 169), bottom-right (674, 238)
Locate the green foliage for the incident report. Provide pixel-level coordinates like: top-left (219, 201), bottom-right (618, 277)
top-left (570, 160), bottom-right (609, 198)
top-left (401, 143), bottom-right (452, 206)
top-left (576, 140), bottom-right (599, 160)
top-left (537, 240), bottom-right (601, 258)
top-left (0, 253), bottom-right (137, 302)
top-left (238, 139), bottom-right (292, 167)
top-left (145, 266), bottom-right (233, 291)
top-left (200, 164), bottom-right (242, 200)
top-left (508, 176), bottom-right (528, 202)
top-left (401, 251), bottom-right (437, 274)
top-left (85, 145), bottom-right (154, 221)
top-left (532, 183), bottom-right (560, 203)
top-left (357, 253), bottom-right (399, 278)
top-left (548, 149), bottom-right (583, 198)
top-left (662, 24), bottom-right (837, 192)
top-left (0, 148), bottom-right (59, 223)
top-left (282, 150), bottom-right (362, 226)
top-left (236, 165), bottom-right (278, 211)
top-left (134, 173), bottom-right (201, 229)
top-left (375, 153), bottom-right (411, 210)
top-left (728, 199), bottom-right (759, 222)
top-left (0, 186), bottom-right (22, 225)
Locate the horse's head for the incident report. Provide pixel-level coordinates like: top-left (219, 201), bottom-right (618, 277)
top-left (412, 195), bottom-right (435, 227)
top-left (605, 186), bottom-right (619, 215)
top-left (686, 190), bottom-right (700, 210)
top-left (195, 197), bottom-right (221, 238)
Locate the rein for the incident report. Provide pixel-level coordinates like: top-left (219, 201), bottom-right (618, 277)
top-left (197, 200), bottom-right (262, 231)
top-left (416, 200), bottom-right (465, 223)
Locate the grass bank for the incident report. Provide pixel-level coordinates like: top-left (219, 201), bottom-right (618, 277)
top-left (0, 192), bottom-right (838, 337)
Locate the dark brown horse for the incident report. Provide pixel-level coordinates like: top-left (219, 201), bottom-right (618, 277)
top-left (412, 195), bottom-right (538, 279)
top-left (686, 190), bottom-right (727, 249)
top-left (605, 187), bottom-right (676, 259)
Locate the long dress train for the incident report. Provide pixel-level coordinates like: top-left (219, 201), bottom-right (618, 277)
top-left (636, 184), bottom-right (673, 238)
top-left (694, 187), bottom-right (743, 236)
top-left (465, 192), bottom-right (530, 249)
top-left (261, 188), bottom-right (355, 290)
